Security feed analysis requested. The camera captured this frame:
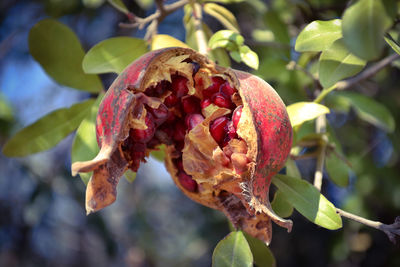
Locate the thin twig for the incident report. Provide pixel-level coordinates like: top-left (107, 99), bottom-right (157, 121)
top-left (313, 115), bottom-right (327, 191)
top-left (314, 53), bottom-right (400, 103)
top-left (336, 53), bottom-right (400, 91)
top-left (337, 208), bottom-right (400, 243)
top-left (119, 0), bottom-right (190, 40)
top-left (191, 2), bottom-right (208, 55)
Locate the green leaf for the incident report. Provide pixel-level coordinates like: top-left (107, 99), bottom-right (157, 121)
top-left (318, 38), bottom-right (366, 88)
top-left (151, 34), bottom-right (190, 50)
top-left (3, 99), bottom-right (94, 157)
top-left (29, 19), bottom-right (102, 93)
top-left (71, 95), bottom-right (103, 184)
top-left (285, 158), bottom-right (301, 178)
top-left (272, 174), bottom-right (342, 230)
top-left (335, 91), bottom-right (395, 132)
top-left (204, 3), bottom-right (240, 32)
top-left (384, 33), bottom-right (400, 55)
top-left (239, 45), bottom-right (259, 69)
top-left (271, 190), bottom-right (294, 218)
top-left (150, 144), bottom-right (166, 161)
top-left (208, 30), bottom-right (244, 50)
top-left (244, 233), bottom-right (276, 267)
top-left (124, 170), bottom-right (137, 183)
top-left (287, 102), bottom-right (330, 127)
top-left (325, 152), bottom-right (350, 187)
top-left (107, 0), bottom-right (129, 14)
top-left (295, 19), bottom-right (342, 52)
top-left (83, 37), bottom-right (148, 74)
top-left (212, 231), bottom-right (253, 267)
top-left (342, 0), bottom-right (392, 60)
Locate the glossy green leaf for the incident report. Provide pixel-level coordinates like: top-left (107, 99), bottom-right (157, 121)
top-left (272, 174), bottom-right (342, 230)
top-left (287, 102), bottom-right (330, 127)
top-left (319, 39), bottom-right (366, 88)
top-left (244, 233), bottom-right (276, 267)
top-left (285, 158), bottom-right (301, 178)
top-left (124, 170), bottom-right (137, 183)
top-left (239, 45), bottom-right (259, 69)
top-left (342, 0), bottom-right (392, 60)
top-left (83, 37), bottom-right (148, 74)
top-left (208, 30), bottom-right (244, 50)
top-left (271, 190), bottom-right (294, 218)
top-left (384, 34), bottom-right (400, 55)
top-left (335, 91), bottom-right (395, 133)
top-left (71, 95), bottom-right (103, 184)
top-left (151, 34), bottom-right (190, 50)
top-left (326, 152), bottom-right (350, 187)
top-left (212, 231), bottom-right (253, 267)
top-left (150, 144), bottom-right (166, 161)
top-left (295, 19), bottom-right (342, 52)
top-left (204, 3), bottom-right (240, 32)
top-left (29, 19), bottom-right (102, 93)
top-left (107, 0), bottom-right (129, 14)
top-left (3, 99), bottom-right (94, 157)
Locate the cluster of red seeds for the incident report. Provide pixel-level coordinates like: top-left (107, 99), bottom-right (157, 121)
top-left (122, 63), bottom-right (245, 193)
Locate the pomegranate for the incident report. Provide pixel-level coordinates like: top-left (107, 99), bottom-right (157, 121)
top-left (71, 47), bottom-right (293, 244)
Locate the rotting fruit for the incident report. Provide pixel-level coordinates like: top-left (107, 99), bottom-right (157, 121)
top-left (71, 47), bottom-right (293, 245)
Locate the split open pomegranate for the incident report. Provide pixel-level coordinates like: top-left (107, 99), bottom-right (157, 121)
top-left (71, 47), bottom-right (293, 244)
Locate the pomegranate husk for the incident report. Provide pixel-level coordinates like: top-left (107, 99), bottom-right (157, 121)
top-left (71, 47), bottom-right (293, 244)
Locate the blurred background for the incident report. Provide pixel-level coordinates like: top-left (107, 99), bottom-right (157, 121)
top-left (1, 0), bottom-right (400, 266)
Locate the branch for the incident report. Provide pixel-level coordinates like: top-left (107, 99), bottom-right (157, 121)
top-left (314, 53), bottom-right (400, 103)
top-left (119, 0), bottom-right (189, 40)
top-left (337, 209), bottom-right (400, 243)
top-left (313, 115), bottom-right (327, 191)
top-left (191, 2), bottom-right (208, 55)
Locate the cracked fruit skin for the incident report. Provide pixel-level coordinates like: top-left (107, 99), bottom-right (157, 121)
top-left (71, 47), bottom-right (293, 244)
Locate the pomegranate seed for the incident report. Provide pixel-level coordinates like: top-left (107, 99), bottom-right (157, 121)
top-left (222, 121), bottom-right (237, 147)
top-left (147, 137), bottom-right (161, 149)
top-left (185, 113), bottom-right (204, 130)
top-left (210, 116), bottom-right (229, 145)
top-left (175, 141), bottom-right (184, 151)
top-left (165, 112), bottom-right (176, 123)
top-left (182, 96), bottom-right (201, 114)
top-left (202, 76), bottom-right (225, 98)
top-left (173, 121), bottom-right (187, 142)
top-left (155, 80), bottom-right (171, 96)
top-left (144, 86), bottom-right (155, 96)
top-left (130, 114), bottom-right (155, 143)
top-left (164, 94), bottom-right (179, 107)
top-left (232, 105), bottom-right (243, 129)
top-left (148, 103), bottom-right (169, 126)
top-left (212, 92), bottom-right (233, 108)
top-left (129, 142), bottom-right (147, 171)
top-left (178, 171), bottom-right (198, 192)
top-left (220, 82), bottom-right (237, 97)
top-left (200, 98), bottom-right (212, 109)
top-left (175, 158), bottom-right (184, 171)
top-left (171, 75), bottom-right (189, 97)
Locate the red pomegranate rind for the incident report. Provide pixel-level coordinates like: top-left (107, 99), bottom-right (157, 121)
top-left (234, 70), bottom-right (293, 231)
top-left (71, 47), bottom-right (293, 244)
